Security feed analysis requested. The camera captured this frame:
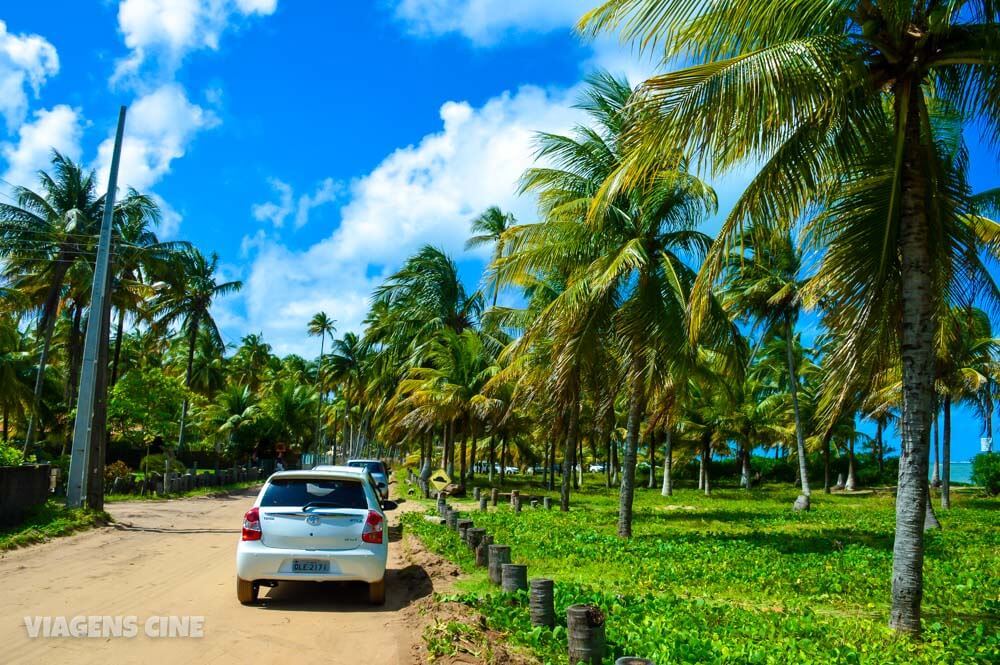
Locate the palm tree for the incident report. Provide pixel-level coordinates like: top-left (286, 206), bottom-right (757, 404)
top-left (327, 331), bottom-right (369, 458)
top-left (231, 333), bottom-right (273, 393)
top-left (308, 312), bottom-right (336, 452)
top-left (935, 306), bottom-right (997, 509)
top-left (0, 316), bottom-right (33, 444)
top-left (151, 248), bottom-right (241, 453)
top-left (501, 72), bottom-right (719, 532)
top-left (582, 0), bottom-right (1000, 634)
top-left (0, 152), bottom-right (158, 452)
top-left (198, 384), bottom-right (260, 471)
top-left (263, 379), bottom-right (317, 453)
top-left (722, 228), bottom-right (812, 507)
top-left (467, 206), bottom-right (517, 309)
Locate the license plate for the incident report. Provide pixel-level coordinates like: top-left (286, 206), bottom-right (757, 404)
top-left (292, 559), bottom-right (330, 573)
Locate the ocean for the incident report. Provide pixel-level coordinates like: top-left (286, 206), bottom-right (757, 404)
top-left (931, 461), bottom-right (973, 484)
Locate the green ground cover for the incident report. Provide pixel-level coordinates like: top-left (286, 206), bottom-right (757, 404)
top-left (402, 475), bottom-right (1000, 664)
top-left (0, 500), bottom-right (110, 551)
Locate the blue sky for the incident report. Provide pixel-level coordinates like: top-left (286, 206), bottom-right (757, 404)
top-left (0, 1), bottom-right (996, 461)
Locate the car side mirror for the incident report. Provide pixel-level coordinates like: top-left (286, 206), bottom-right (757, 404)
top-left (381, 500), bottom-right (398, 511)
top-left (378, 482), bottom-right (387, 489)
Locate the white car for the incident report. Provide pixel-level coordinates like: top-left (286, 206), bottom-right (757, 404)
top-left (344, 459), bottom-right (390, 501)
top-left (235, 467), bottom-right (389, 606)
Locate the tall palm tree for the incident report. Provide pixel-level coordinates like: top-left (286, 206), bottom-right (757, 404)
top-left (231, 333), bottom-right (272, 393)
top-left (327, 331), bottom-right (369, 458)
top-left (308, 312), bottom-right (336, 452)
top-left (0, 152), bottom-right (158, 452)
top-left (0, 316), bottom-right (33, 444)
top-left (198, 384), bottom-right (260, 471)
top-left (935, 306), bottom-right (997, 509)
top-left (722, 227), bottom-right (812, 506)
top-left (582, 0), bottom-right (1000, 634)
top-left (152, 248), bottom-right (241, 453)
top-left (467, 206), bottom-right (517, 309)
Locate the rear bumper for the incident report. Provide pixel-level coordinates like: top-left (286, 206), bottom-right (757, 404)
top-left (236, 541), bottom-right (387, 583)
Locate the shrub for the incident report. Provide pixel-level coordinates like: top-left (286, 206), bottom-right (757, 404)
top-left (971, 453), bottom-right (1000, 496)
top-left (104, 460), bottom-right (132, 485)
top-left (0, 443), bottom-right (24, 466)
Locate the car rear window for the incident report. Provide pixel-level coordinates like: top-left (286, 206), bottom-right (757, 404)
top-left (261, 478), bottom-right (367, 509)
top-left (348, 461), bottom-right (385, 475)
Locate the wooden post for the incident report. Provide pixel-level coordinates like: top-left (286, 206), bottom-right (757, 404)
top-left (567, 604), bottom-right (605, 665)
top-left (543, 497), bottom-right (552, 510)
top-left (490, 487), bottom-right (499, 507)
top-left (530, 578), bottom-right (555, 627)
top-left (514, 495), bottom-right (522, 513)
top-left (476, 534), bottom-right (492, 567)
top-left (501, 564), bottom-right (528, 593)
top-left (446, 509), bottom-right (459, 530)
top-left (457, 519), bottom-right (473, 542)
top-left (510, 489), bottom-right (519, 507)
top-left (488, 544), bottom-right (511, 585)
top-left (467, 528), bottom-right (486, 552)
top-left (479, 496), bottom-right (488, 512)
top-left (473, 487), bottom-right (481, 500)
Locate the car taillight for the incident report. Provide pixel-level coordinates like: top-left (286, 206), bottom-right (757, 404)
top-left (242, 507), bottom-right (262, 541)
top-left (361, 510), bottom-right (383, 544)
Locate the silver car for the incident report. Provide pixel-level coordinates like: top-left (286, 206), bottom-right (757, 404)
top-left (344, 459), bottom-right (390, 501)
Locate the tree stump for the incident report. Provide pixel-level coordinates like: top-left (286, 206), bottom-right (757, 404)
top-left (501, 564), bottom-right (528, 593)
top-left (473, 487), bottom-right (481, 500)
top-left (479, 496), bottom-right (488, 512)
top-left (510, 489), bottom-right (519, 507)
top-left (543, 497), bottom-right (552, 510)
top-left (467, 528), bottom-right (486, 552)
top-left (488, 544), bottom-right (511, 585)
top-left (457, 519), bottom-right (473, 541)
top-left (529, 578), bottom-right (554, 627)
top-left (514, 496), bottom-right (523, 513)
top-left (567, 604), bottom-right (606, 665)
top-left (490, 488), bottom-right (499, 507)
top-left (446, 509), bottom-right (459, 530)
top-left (476, 534), bottom-right (493, 568)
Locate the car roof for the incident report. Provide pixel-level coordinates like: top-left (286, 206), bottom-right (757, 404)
top-left (271, 468), bottom-right (366, 483)
top-left (311, 465), bottom-right (366, 475)
top-left (346, 459), bottom-right (383, 465)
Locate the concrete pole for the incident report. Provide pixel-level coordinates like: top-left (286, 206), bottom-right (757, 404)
top-left (67, 106), bottom-right (127, 508)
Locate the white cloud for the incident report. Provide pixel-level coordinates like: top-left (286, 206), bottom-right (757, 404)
top-left (252, 177), bottom-right (342, 229)
top-left (252, 178), bottom-right (294, 227)
top-left (95, 83), bottom-right (218, 191)
top-left (1, 105), bottom-right (83, 191)
top-left (232, 85), bottom-right (581, 355)
top-left (152, 193), bottom-right (183, 238)
top-left (393, 0), bottom-right (593, 44)
top-left (0, 20), bottom-right (60, 133)
top-left (112, 0), bottom-right (278, 85)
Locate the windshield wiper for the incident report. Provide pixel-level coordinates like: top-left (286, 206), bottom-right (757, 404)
top-left (301, 501), bottom-right (346, 511)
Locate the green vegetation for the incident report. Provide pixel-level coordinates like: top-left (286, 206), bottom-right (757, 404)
top-left (0, 500), bottom-right (109, 551)
top-left (971, 454), bottom-right (1000, 496)
top-left (405, 480), bottom-right (1000, 664)
top-left (104, 478), bottom-right (260, 503)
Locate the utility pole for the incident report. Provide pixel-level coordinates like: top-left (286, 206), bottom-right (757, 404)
top-left (67, 106), bottom-right (127, 509)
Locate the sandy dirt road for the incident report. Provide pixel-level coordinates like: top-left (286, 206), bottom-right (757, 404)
top-left (0, 489), bottom-right (453, 665)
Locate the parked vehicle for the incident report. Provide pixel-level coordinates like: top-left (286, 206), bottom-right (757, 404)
top-left (588, 463), bottom-right (605, 473)
top-left (344, 459), bottom-right (390, 501)
top-left (235, 466), bottom-right (390, 606)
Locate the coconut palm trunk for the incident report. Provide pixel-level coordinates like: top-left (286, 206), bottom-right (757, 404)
top-left (931, 411), bottom-right (940, 486)
top-left (177, 318), bottom-right (200, 454)
top-left (561, 398), bottom-right (579, 512)
top-left (889, 87), bottom-right (936, 636)
top-left (314, 333), bottom-right (326, 453)
top-left (459, 426), bottom-right (468, 484)
top-left (702, 435), bottom-right (711, 496)
top-left (617, 381), bottom-right (644, 537)
top-left (661, 428), bottom-right (672, 497)
top-left (469, 425), bottom-right (477, 481)
top-left (846, 439), bottom-right (857, 491)
top-left (942, 396), bottom-right (951, 510)
top-left (783, 315), bottom-right (811, 507)
top-left (110, 306), bottom-right (127, 387)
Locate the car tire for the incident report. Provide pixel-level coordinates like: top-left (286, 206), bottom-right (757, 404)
top-left (237, 577), bottom-right (258, 605)
top-left (368, 578), bottom-right (386, 606)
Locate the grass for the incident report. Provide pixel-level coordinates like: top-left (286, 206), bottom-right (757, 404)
top-left (0, 500), bottom-right (110, 551)
top-left (401, 473), bottom-right (1000, 664)
top-left (105, 479), bottom-right (261, 502)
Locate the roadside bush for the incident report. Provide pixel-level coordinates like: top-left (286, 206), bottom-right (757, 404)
top-left (0, 443), bottom-right (24, 466)
top-left (971, 453), bottom-right (1000, 495)
top-left (104, 460), bottom-right (132, 485)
